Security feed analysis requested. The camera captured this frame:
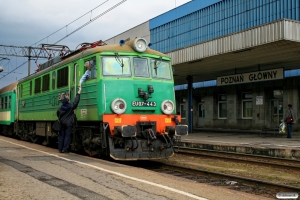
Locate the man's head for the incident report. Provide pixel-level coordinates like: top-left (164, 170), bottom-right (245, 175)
top-left (288, 104), bottom-right (292, 108)
top-left (62, 97), bottom-right (69, 105)
top-left (84, 61), bottom-right (91, 70)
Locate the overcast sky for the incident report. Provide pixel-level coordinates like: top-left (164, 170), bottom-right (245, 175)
top-left (0, 0), bottom-right (191, 87)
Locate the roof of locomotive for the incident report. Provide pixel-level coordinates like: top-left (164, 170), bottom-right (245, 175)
top-left (0, 81), bottom-right (18, 95)
top-left (19, 39), bottom-right (169, 83)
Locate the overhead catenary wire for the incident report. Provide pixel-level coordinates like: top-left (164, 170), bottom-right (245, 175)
top-left (54, 0), bottom-right (127, 44)
top-left (1, 0), bottom-right (128, 80)
top-left (0, 61), bottom-right (27, 78)
top-left (32, 0), bottom-right (110, 47)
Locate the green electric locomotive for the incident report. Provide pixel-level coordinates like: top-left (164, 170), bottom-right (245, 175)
top-left (2, 38), bottom-right (188, 160)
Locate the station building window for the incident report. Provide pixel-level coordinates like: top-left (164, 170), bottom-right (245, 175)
top-left (180, 98), bottom-right (187, 119)
top-left (35, 78), bottom-right (41, 94)
top-left (0, 97), bottom-right (2, 109)
top-left (242, 93), bottom-right (252, 119)
top-left (218, 94), bottom-right (227, 119)
top-left (180, 104), bottom-right (187, 119)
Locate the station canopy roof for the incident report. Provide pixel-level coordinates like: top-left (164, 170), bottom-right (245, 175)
top-left (168, 19), bottom-right (300, 85)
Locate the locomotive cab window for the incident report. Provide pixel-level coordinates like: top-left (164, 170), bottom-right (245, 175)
top-left (102, 56), bottom-right (131, 76)
top-left (150, 59), bottom-right (172, 80)
top-left (133, 57), bottom-right (149, 78)
top-left (84, 58), bottom-right (97, 80)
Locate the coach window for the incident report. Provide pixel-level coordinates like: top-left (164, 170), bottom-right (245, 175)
top-left (42, 74), bottom-right (50, 92)
top-left (133, 58), bottom-right (149, 77)
top-left (57, 67), bottom-right (68, 88)
top-left (35, 78), bottom-right (41, 94)
top-left (242, 93), bottom-right (252, 119)
top-left (218, 94), bottom-right (227, 119)
top-left (52, 71), bottom-right (56, 90)
top-left (8, 96), bottom-right (11, 108)
top-left (4, 96), bottom-right (7, 109)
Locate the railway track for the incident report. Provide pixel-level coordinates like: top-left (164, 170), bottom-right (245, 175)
top-left (123, 159), bottom-right (300, 198)
top-left (156, 162), bottom-right (300, 196)
top-left (144, 146), bottom-right (300, 197)
top-left (174, 146), bottom-right (300, 171)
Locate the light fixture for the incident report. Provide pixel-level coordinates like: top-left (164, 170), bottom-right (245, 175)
top-left (133, 38), bottom-right (147, 52)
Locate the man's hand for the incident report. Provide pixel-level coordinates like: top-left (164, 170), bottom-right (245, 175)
top-left (78, 83), bottom-right (81, 87)
top-left (78, 87), bottom-right (82, 94)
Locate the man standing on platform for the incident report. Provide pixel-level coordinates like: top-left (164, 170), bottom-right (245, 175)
top-left (284, 104), bottom-right (296, 139)
top-left (56, 88), bottom-right (81, 153)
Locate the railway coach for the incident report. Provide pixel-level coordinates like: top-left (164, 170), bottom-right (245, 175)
top-left (0, 37), bottom-right (188, 160)
top-left (0, 82), bottom-right (17, 137)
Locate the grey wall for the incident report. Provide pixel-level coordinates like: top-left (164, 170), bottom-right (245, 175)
top-left (105, 22), bottom-right (150, 45)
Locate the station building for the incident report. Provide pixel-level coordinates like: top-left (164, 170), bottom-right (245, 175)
top-left (105, 0), bottom-right (300, 132)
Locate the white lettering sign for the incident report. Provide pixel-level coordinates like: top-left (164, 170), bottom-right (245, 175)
top-left (217, 68), bottom-right (283, 86)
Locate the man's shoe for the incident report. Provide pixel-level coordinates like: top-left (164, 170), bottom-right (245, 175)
top-left (59, 150), bottom-right (63, 153)
top-left (62, 150), bottom-right (69, 153)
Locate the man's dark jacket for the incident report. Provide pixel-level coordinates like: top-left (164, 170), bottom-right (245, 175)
top-left (56, 94), bottom-right (80, 127)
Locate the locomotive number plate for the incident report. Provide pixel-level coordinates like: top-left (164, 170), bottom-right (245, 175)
top-left (132, 101), bottom-right (157, 107)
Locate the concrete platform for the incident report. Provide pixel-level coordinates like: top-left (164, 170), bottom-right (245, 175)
top-left (179, 128), bottom-right (300, 159)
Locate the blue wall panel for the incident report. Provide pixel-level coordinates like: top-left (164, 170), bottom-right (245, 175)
top-left (150, 0), bottom-right (222, 30)
top-left (150, 0), bottom-right (300, 53)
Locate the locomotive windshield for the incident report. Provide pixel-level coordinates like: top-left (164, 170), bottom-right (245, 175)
top-left (133, 58), bottom-right (149, 78)
top-left (150, 59), bottom-right (172, 80)
top-left (102, 57), bottom-right (131, 76)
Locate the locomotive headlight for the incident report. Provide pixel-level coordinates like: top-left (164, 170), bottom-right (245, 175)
top-left (133, 38), bottom-right (147, 52)
top-left (161, 100), bottom-right (175, 115)
top-left (111, 98), bottom-right (127, 114)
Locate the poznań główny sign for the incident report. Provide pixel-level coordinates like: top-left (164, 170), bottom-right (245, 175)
top-left (217, 68), bottom-right (283, 86)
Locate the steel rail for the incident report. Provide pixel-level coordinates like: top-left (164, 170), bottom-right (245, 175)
top-left (174, 146), bottom-right (300, 171)
top-left (157, 162), bottom-right (300, 193)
